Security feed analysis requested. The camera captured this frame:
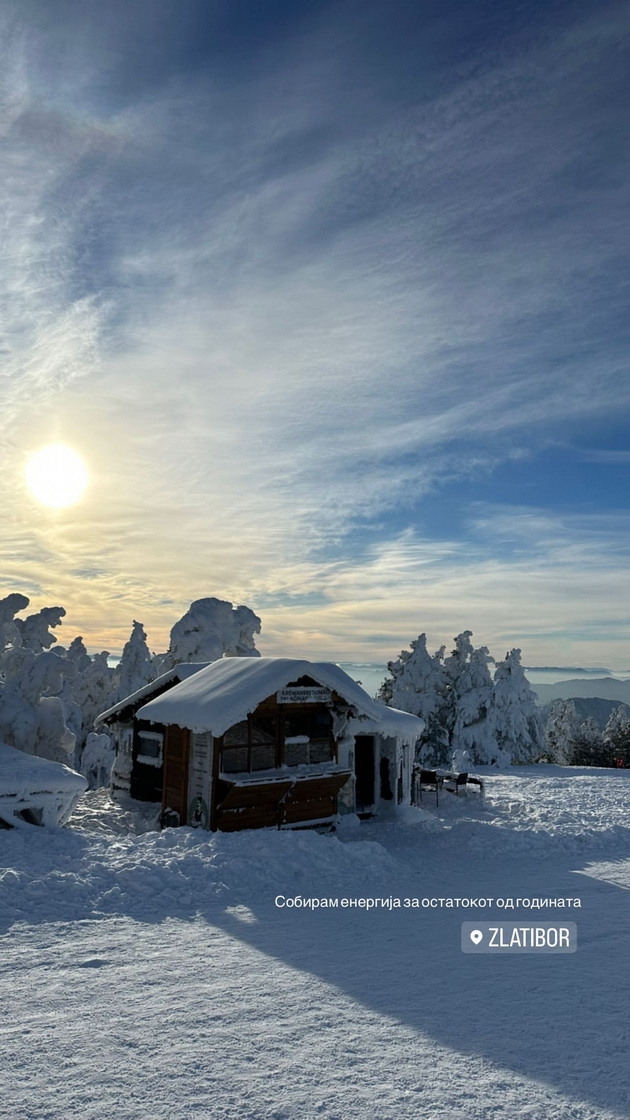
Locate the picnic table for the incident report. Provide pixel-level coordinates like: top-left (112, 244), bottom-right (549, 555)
top-left (415, 767), bottom-right (484, 805)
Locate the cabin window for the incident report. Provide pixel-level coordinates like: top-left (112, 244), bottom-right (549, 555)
top-left (250, 715), bottom-right (277, 770)
top-left (224, 721), bottom-right (248, 746)
top-left (283, 708), bottom-right (333, 765)
top-left (222, 747), bottom-right (249, 773)
top-left (136, 731), bottom-right (164, 768)
top-left (219, 705), bottom-right (334, 773)
top-left (284, 736), bottom-right (309, 766)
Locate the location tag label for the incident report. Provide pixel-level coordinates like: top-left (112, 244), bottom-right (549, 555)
top-left (462, 920), bottom-right (577, 953)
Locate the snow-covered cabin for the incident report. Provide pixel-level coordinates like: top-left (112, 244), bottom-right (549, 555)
top-left (96, 663), bottom-right (208, 801)
top-left (0, 741), bottom-right (87, 828)
top-left (103, 657), bottom-right (423, 832)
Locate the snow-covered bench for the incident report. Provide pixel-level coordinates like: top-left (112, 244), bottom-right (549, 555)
top-left (0, 741), bottom-right (87, 828)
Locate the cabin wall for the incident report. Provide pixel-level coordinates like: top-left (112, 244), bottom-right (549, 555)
top-left (129, 719), bottom-right (165, 803)
top-left (109, 722), bottom-right (134, 797)
top-left (377, 735), bottom-right (412, 806)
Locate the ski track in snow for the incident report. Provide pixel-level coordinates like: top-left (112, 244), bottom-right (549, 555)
top-left (1, 766), bottom-right (630, 1120)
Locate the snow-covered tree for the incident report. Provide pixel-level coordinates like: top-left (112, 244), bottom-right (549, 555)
top-left (0, 646), bottom-right (77, 762)
top-left (449, 637), bottom-right (503, 766)
top-left (61, 636), bottom-right (93, 674)
top-left (602, 706), bottom-right (630, 767)
top-left (377, 634), bottom-right (451, 766)
top-left (157, 597), bottom-right (261, 672)
top-left (16, 606), bottom-right (66, 652)
top-left (69, 651), bottom-right (115, 754)
top-left (0, 596), bottom-right (78, 763)
top-left (382, 629), bottom-right (548, 768)
top-left (490, 649), bottom-right (545, 763)
top-left (115, 620), bottom-right (154, 701)
top-left (0, 592), bottom-right (29, 652)
top-left (571, 717), bottom-right (605, 766)
top-left (545, 700), bottom-right (580, 763)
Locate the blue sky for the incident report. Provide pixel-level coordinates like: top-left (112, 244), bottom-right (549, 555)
top-left (2, 0), bottom-right (630, 665)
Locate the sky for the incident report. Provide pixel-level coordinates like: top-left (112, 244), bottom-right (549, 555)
top-left (2, 0), bottom-right (630, 667)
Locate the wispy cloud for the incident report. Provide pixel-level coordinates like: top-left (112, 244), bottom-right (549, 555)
top-left (2, 1), bottom-right (630, 662)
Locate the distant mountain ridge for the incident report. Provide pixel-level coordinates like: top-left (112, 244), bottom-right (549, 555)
top-left (525, 666), bottom-right (613, 675)
top-left (541, 696), bottom-right (630, 731)
top-left (533, 677), bottom-right (630, 706)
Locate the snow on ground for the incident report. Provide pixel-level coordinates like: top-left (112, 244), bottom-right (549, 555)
top-left (1, 766), bottom-right (630, 1120)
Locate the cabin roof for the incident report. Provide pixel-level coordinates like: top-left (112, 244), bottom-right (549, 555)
top-left (95, 663), bottom-right (209, 726)
top-left (136, 656), bottom-right (423, 740)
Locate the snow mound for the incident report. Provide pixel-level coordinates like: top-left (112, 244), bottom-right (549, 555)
top-left (0, 741), bottom-right (87, 828)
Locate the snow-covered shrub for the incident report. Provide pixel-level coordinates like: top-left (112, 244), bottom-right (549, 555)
top-left (80, 731), bottom-right (116, 789)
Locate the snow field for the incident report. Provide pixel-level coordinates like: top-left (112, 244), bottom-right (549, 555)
top-left (1, 767), bottom-right (630, 1120)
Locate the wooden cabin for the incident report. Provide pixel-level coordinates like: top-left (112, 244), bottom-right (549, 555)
top-left (96, 663), bottom-right (208, 801)
top-left (100, 657), bottom-right (423, 832)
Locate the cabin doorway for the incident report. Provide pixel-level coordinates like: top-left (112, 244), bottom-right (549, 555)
top-left (354, 736), bottom-right (375, 813)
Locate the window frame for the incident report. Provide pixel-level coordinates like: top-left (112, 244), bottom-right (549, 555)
top-left (135, 729), bottom-right (164, 768)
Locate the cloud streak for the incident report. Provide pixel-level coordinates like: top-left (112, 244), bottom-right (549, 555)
top-left (2, 0), bottom-right (630, 663)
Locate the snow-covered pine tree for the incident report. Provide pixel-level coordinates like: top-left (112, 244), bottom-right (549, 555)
top-left (602, 706), bottom-right (630, 767)
top-left (115, 620), bottom-right (154, 701)
top-left (490, 649), bottom-right (545, 763)
top-left (377, 634), bottom-right (451, 766)
top-left (571, 717), bottom-right (605, 766)
top-left (62, 636), bottom-right (93, 674)
top-left (448, 635), bottom-right (504, 767)
top-left (155, 597), bottom-right (261, 673)
top-left (69, 651), bottom-right (115, 755)
top-left (15, 606), bottom-right (66, 653)
top-left (545, 700), bottom-right (580, 763)
top-left (382, 629), bottom-right (552, 768)
top-left (0, 593), bottom-right (29, 652)
top-left (0, 648), bottom-right (77, 762)
top-left (0, 594), bottom-right (77, 763)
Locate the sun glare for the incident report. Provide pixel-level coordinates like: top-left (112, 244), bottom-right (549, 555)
top-left (25, 443), bottom-right (89, 509)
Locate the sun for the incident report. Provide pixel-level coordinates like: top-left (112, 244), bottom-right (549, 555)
top-left (25, 443), bottom-right (89, 509)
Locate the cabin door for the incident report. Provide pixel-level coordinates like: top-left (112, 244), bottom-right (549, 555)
top-left (162, 725), bottom-right (190, 825)
top-left (354, 736), bottom-right (375, 813)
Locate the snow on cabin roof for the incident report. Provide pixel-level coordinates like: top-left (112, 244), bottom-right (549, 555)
top-left (0, 741), bottom-right (87, 796)
top-left (136, 657), bottom-right (423, 740)
top-left (95, 663), bottom-right (209, 726)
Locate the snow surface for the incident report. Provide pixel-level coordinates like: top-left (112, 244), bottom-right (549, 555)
top-left (137, 657), bottom-right (423, 739)
top-left (1, 765), bottom-right (629, 1119)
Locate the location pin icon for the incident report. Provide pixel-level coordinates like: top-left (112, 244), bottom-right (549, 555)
top-left (470, 929), bottom-right (483, 945)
